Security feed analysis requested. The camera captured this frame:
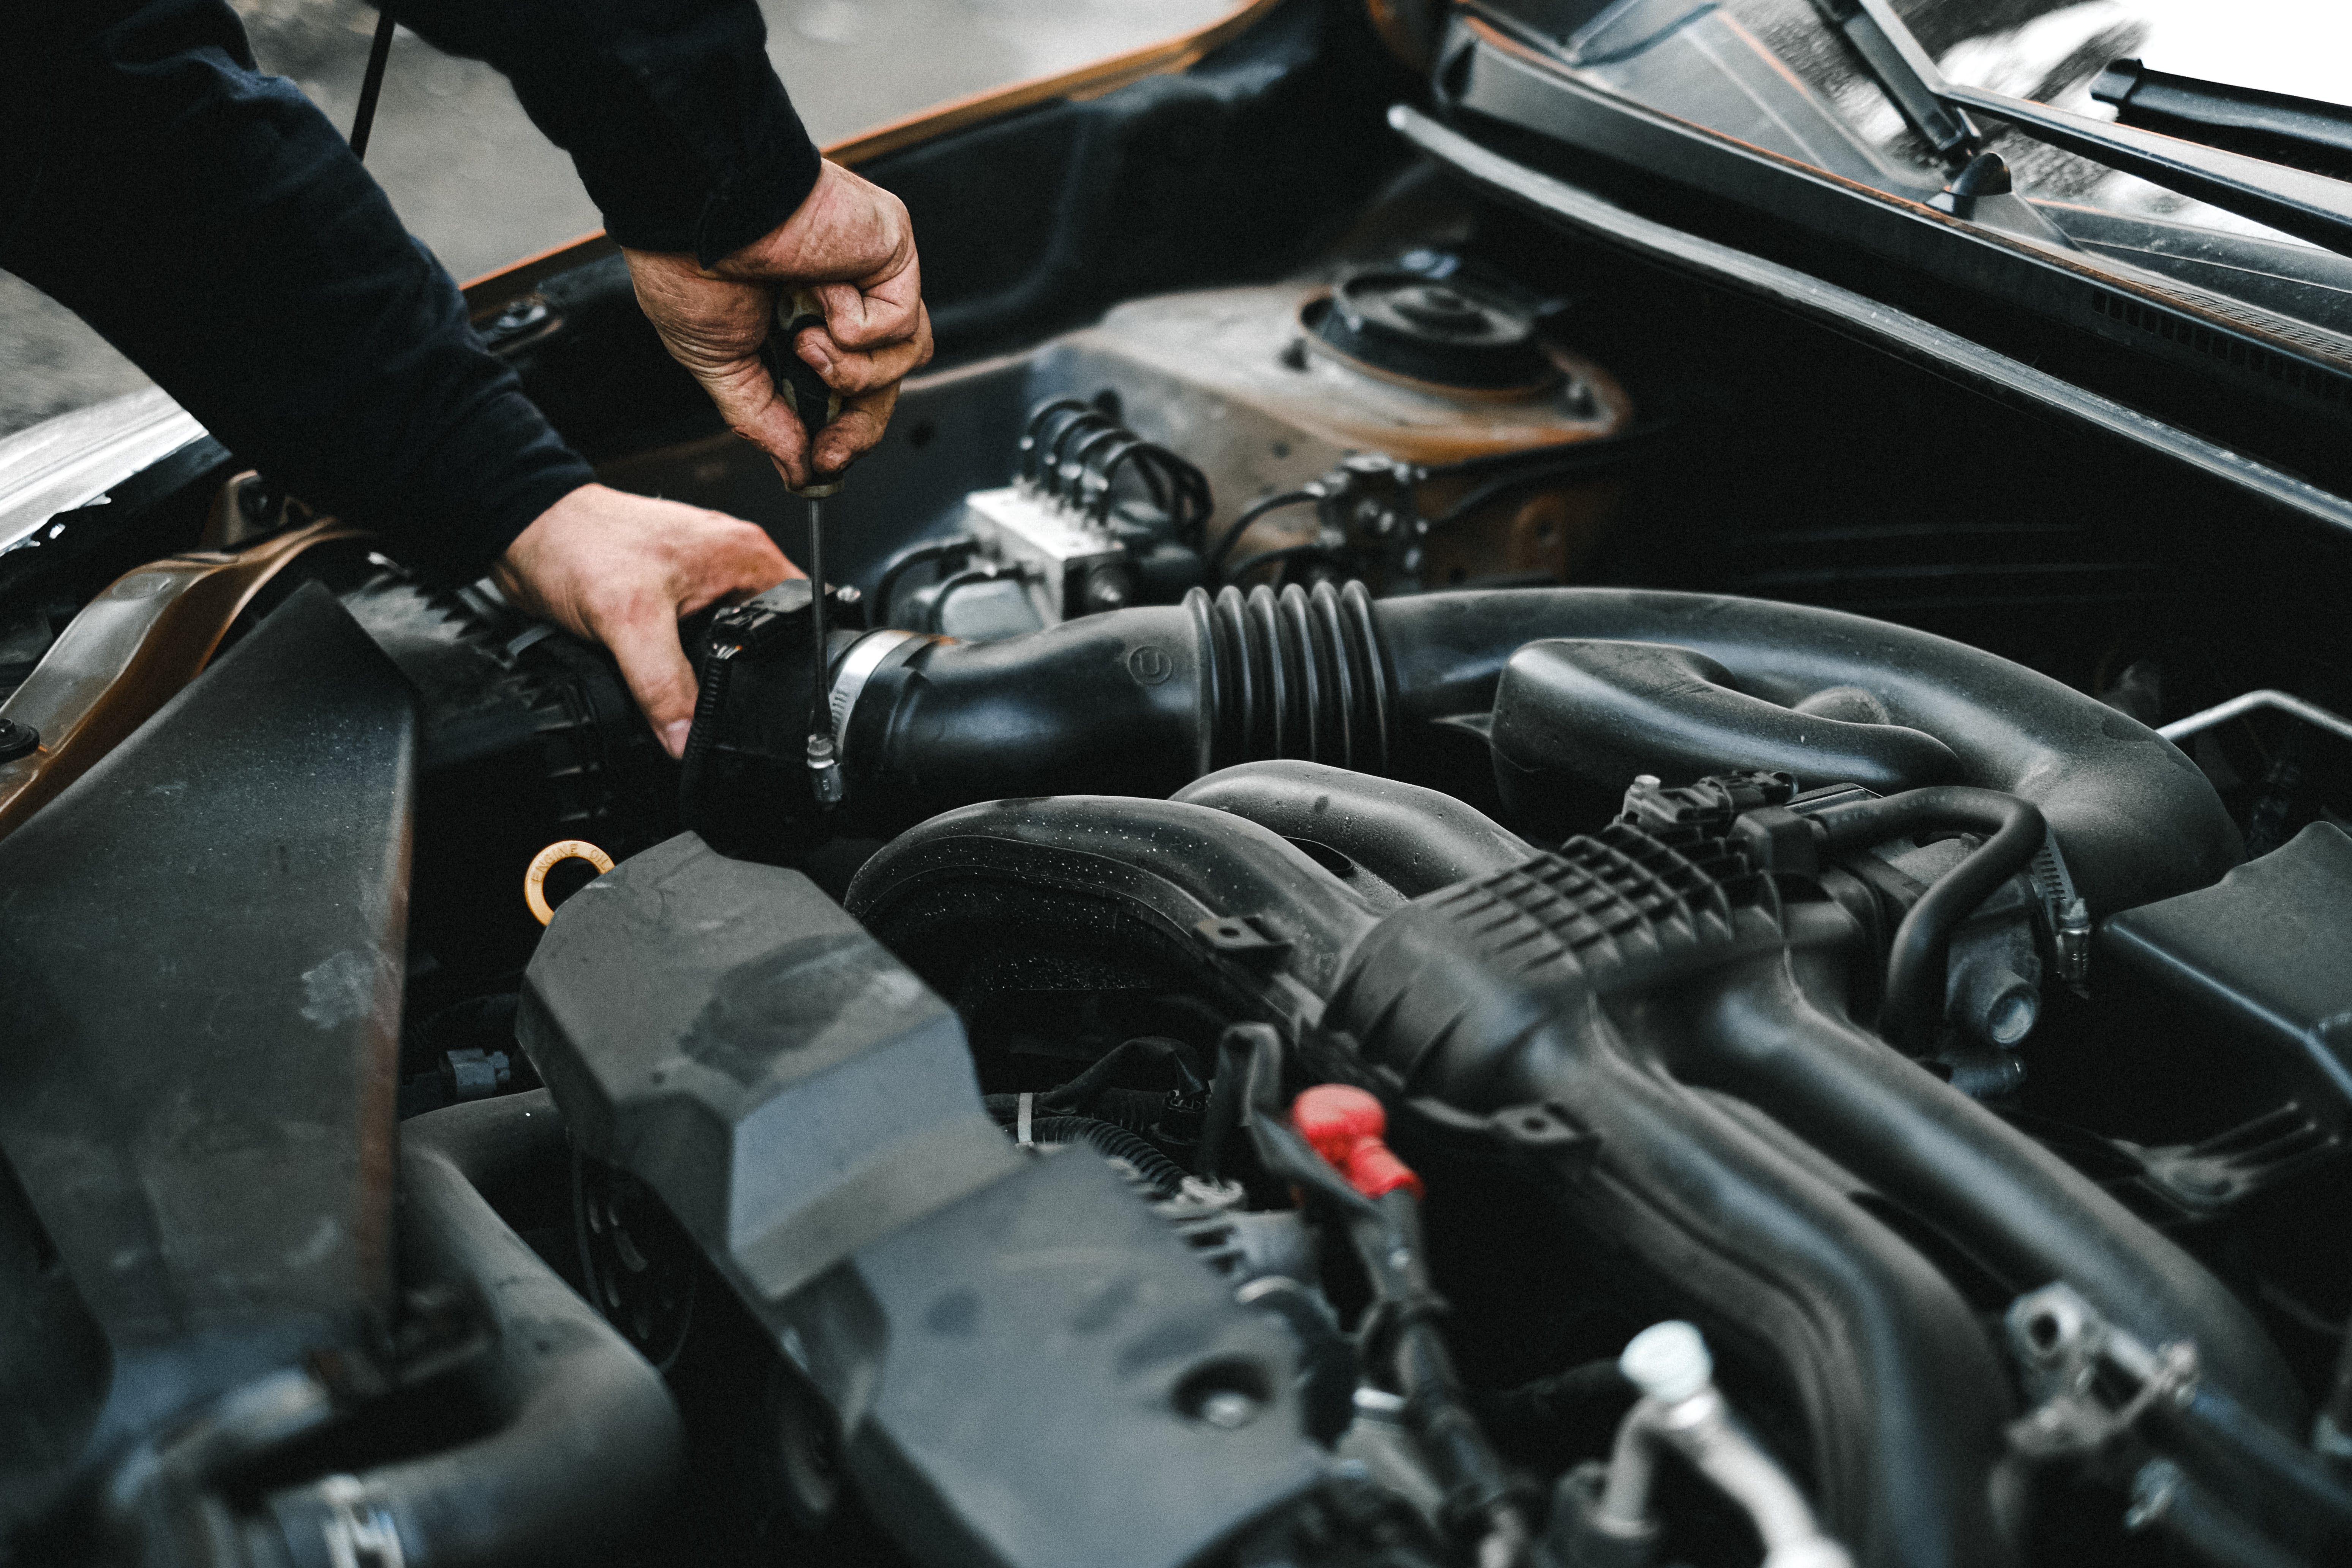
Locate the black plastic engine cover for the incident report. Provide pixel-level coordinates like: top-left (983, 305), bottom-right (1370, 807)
top-left (519, 833), bottom-right (1324, 1568)
top-left (0, 583), bottom-right (414, 1524)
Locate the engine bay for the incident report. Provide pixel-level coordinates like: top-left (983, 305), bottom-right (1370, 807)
top-left (8, 55), bottom-right (2352, 1568)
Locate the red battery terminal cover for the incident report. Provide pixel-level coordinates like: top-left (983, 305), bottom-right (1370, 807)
top-left (1291, 1084), bottom-right (1424, 1201)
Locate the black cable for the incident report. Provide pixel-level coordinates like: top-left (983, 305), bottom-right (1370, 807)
top-left (349, 8), bottom-right (397, 162)
top-left (1220, 1018), bottom-right (1523, 1557)
top-left (1423, 419), bottom-right (1672, 528)
top-left (1038, 1035), bottom-right (1205, 1116)
top-left (1119, 444), bottom-right (1211, 540)
top-left (1042, 412), bottom-right (1119, 500)
top-left (1013, 399), bottom-right (1212, 546)
top-left (1016, 399), bottom-right (1096, 485)
top-left (1092, 440), bottom-right (1211, 542)
top-left (1811, 786), bottom-right (2048, 1051)
top-left (1221, 1024), bottom-right (1380, 1219)
top-left (985, 1088), bottom-right (1167, 1133)
top-left (1086, 437), bottom-right (1172, 527)
top-left (1023, 1116), bottom-right (1189, 1198)
top-left (1076, 434), bottom-right (1150, 521)
top-left (1209, 489), bottom-right (1322, 575)
top-left (872, 534), bottom-right (976, 627)
top-left (1222, 542), bottom-right (1348, 586)
top-left (1056, 422), bottom-right (1129, 502)
top-left (923, 565), bottom-right (1002, 633)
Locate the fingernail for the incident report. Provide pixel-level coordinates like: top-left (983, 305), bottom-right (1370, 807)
top-left (659, 719), bottom-right (692, 760)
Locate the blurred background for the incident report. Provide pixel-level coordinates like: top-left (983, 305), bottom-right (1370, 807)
top-left (3, 0), bottom-right (2346, 439)
top-left (0, 0), bottom-right (1233, 438)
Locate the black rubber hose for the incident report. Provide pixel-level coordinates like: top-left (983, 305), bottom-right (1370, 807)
top-left (872, 534), bottom-right (976, 627)
top-left (1208, 489), bottom-right (1321, 574)
top-left (807, 586), bottom-right (2237, 918)
top-left (1361, 1190), bottom-right (1527, 1559)
top-left (1810, 786), bottom-right (2048, 1050)
top-left (846, 797), bottom-right (1383, 1001)
top-left (2151, 1381), bottom-right (2352, 1549)
top-left (985, 1087), bottom-right (1168, 1133)
top-left (1016, 398), bottom-right (1097, 484)
top-left (1683, 987), bottom-right (2303, 1431)
top-left (924, 565), bottom-right (1005, 632)
top-left (1039, 1035), bottom-right (1206, 1113)
top-left (261, 1092), bottom-right (682, 1568)
top-left (1174, 760), bottom-right (1534, 898)
top-left (1024, 1116), bottom-right (1189, 1197)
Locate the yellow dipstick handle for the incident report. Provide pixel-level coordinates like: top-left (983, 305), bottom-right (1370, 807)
top-left (525, 838), bottom-right (615, 926)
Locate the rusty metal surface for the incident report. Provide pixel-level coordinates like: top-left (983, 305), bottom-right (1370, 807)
top-left (1032, 282), bottom-right (1633, 580)
top-left (1049, 284), bottom-right (1630, 469)
top-left (0, 517), bottom-right (362, 841)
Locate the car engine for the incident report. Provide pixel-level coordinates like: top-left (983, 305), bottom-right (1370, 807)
top-left (8, 47), bottom-right (2352, 1568)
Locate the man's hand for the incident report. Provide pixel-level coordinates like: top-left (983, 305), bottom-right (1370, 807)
top-left (624, 161), bottom-right (933, 490)
top-left (493, 483), bottom-right (798, 759)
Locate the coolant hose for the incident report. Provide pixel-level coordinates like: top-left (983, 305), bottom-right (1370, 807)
top-left (800, 585), bottom-right (2237, 917)
top-left (1810, 787), bottom-right (2049, 1050)
top-left (261, 1092), bottom-right (683, 1568)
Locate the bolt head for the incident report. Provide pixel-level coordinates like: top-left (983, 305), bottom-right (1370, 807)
top-left (1198, 1390), bottom-right (1258, 1429)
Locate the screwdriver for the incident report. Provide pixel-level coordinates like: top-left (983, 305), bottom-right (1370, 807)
top-left (762, 288), bottom-right (847, 806)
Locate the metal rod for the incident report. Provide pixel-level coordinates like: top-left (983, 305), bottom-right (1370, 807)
top-left (349, 9), bottom-right (397, 162)
top-left (2158, 689), bottom-right (2352, 747)
top-left (806, 494), bottom-right (829, 741)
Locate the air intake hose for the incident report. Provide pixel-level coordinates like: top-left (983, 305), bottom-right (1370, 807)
top-left (691, 585), bottom-right (2236, 914)
top-left (259, 1093), bottom-right (683, 1568)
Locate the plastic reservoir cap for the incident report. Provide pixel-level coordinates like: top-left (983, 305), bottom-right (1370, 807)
top-left (1620, 1320), bottom-right (1713, 1405)
top-left (1291, 1084), bottom-right (1425, 1201)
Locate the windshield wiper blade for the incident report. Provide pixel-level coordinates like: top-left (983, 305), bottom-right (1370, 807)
top-left (1807, 0), bottom-right (1976, 161)
top-left (1844, 0), bottom-right (2352, 259)
top-left (2093, 59), bottom-right (2352, 185)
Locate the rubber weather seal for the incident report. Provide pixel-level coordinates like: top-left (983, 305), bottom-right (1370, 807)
top-left (1388, 104), bottom-right (2352, 542)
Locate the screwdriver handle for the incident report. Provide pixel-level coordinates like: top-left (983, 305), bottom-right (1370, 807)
top-left (762, 287), bottom-right (845, 498)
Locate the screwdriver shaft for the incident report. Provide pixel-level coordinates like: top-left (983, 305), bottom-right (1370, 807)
top-left (806, 493), bottom-right (828, 741)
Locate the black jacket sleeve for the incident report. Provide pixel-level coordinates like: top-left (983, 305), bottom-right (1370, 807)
top-left (1, 0), bottom-right (822, 582)
top-left (386, 0), bottom-right (825, 265)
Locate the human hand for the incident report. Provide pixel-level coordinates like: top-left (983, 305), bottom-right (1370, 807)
top-left (623, 161), bottom-right (933, 490)
top-left (493, 483), bottom-right (798, 759)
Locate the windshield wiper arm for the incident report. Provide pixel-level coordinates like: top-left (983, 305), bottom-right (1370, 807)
top-left (1807, 0), bottom-right (1976, 161)
top-left (2092, 59), bottom-right (2352, 185)
top-left (1846, 0), bottom-right (2352, 259)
